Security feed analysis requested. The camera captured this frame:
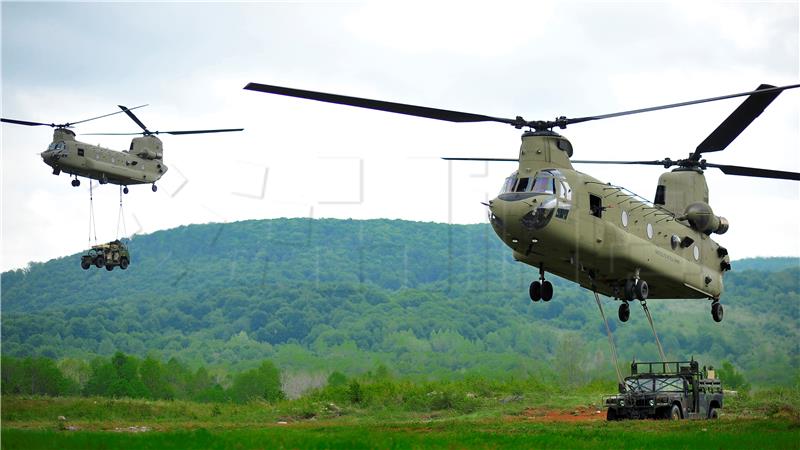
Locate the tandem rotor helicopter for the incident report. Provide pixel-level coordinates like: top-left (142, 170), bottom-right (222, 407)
top-left (1, 105), bottom-right (243, 193)
top-left (244, 81), bottom-right (800, 323)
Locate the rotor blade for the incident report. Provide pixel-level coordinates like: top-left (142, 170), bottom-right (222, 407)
top-left (160, 128), bottom-right (244, 135)
top-left (705, 163), bottom-right (800, 181)
top-left (571, 159), bottom-right (667, 165)
top-left (82, 132), bottom-right (145, 136)
top-left (442, 157), bottom-right (518, 162)
top-left (1, 118), bottom-right (54, 127)
top-left (693, 84), bottom-right (782, 157)
top-left (70, 104), bottom-right (148, 127)
top-left (118, 105), bottom-right (149, 132)
top-left (566, 83), bottom-right (800, 126)
top-left (244, 82), bottom-right (521, 126)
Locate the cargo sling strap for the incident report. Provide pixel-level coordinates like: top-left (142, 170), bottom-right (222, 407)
top-left (640, 301), bottom-right (667, 363)
top-left (593, 290), bottom-right (625, 390)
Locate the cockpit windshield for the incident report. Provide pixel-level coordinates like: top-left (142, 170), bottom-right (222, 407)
top-left (499, 169), bottom-right (569, 197)
top-left (47, 141), bottom-right (66, 152)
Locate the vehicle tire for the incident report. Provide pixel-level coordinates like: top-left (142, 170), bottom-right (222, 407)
top-left (105, 264), bottom-right (114, 271)
top-left (670, 404), bottom-right (682, 420)
top-left (606, 408), bottom-right (618, 421)
top-left (709, 407), bottom-right (719, 419)
top-left (81, 259), bottom-right (90, 270)
top-left (95, 256), bottom-right (105, 268)
top-left (623, 279), bottom-right (635, 301)
top-left (635, 279), bottom-right (649, 301)
top-left (712, 303), bottom-right (724, 322)
top-left (120, 257), bottom-right (129, 270)
top-left (529, 281), bottom-right (541, 302)
top-left (618, 302), bottom-right (630, 322)
top-left (541, 280), bottom-right (553, 302)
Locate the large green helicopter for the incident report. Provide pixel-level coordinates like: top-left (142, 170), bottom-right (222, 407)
top-left (244, 82), bottom-right (800, 322)
top-left (2, 105), bottom-right (243, 193)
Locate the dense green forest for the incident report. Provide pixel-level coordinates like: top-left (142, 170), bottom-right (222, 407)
top-left (2, 219), bottom-right (798, 387)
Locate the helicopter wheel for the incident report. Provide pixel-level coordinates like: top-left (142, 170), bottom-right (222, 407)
top-left (529, 281), bottom-right (541, 302)
top-left (618, 302), bottom-right (630, 322)
top-left (541, 280), bottom-right (553, 302)
top-left (635, 279), bottom-right (649, 301)
top-left (123, 186), bottom-right (129, 194)
top-left (151, 184), bottom-right (158, 192)
top-left (712, 302), bottom-right (724, 322)
top-left (71, 178), bottom-right (80, 187)
top-left (623, 279), bottom-right (635, 301)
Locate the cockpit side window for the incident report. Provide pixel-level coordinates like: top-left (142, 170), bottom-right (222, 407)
top-left (515, 177), bottom-right (530, 192)
top-left (500, 174), bottom-right (517, 194)
top-left (531, 175), bottom-right (555, 194)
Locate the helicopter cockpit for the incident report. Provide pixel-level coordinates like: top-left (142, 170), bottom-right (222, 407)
top-left (500, 169), bottom-right (571, 199)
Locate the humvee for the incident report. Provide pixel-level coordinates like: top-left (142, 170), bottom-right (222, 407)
top-left (80, 239), bottom-right (130, 271)
top-left (605, 360), bottom-right (722, 420)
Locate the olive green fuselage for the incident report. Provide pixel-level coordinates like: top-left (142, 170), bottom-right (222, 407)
top-left (41, 129), bottom-right (167, 186)
top-left (489, 131), bottom-right (728, 300)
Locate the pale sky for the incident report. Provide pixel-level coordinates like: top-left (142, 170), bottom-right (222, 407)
top-left (2, 1), bottom-right (799, 272)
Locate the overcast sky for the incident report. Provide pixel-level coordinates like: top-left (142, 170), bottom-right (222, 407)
top-left (1, 1), bottom-right (798, 272)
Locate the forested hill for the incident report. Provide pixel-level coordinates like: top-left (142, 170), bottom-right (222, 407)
top-left (2, 219), bottom-right (798, 386)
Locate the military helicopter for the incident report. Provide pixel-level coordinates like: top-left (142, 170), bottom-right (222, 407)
top-left (243, 82), bottom-right (800, 322)
top-left (1, 105), bottom-right (243, 193)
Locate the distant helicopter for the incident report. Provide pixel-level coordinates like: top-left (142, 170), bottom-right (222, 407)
top-left (244, 81), bottom-right (800, 322)
top-left (2, 106), bottom-right (243, 193)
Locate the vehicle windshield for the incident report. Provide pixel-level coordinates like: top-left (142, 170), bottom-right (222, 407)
top-left (625, 377), bottom-right (685, 393)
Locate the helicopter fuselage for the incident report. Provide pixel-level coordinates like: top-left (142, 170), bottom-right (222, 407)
top-left (42, 129), bottom-right (168, 186)
top-left (488, 131), bottom-right (730, 301)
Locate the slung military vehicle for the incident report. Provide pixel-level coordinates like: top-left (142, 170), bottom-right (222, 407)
top-left (244, 82), bottom-right (800, 322)
top-left (605, 359), bottom-right (723, 420)
top-left (2, 105), bottom-right (243, 193)
top-left (81, 239), bottom-right (130, 271)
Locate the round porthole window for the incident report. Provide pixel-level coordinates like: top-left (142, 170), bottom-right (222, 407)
top-left (621, 210), bottom-right (629, 227)
top-left (646, 223), bottom-right (654, 239)
top-left (671, 235), bottom-right (680, 250)
top-left (693, 245), bottom-right (700, 260)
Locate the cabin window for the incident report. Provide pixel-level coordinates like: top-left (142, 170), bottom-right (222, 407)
top-left (500, 175), bottom-right (516, 194)
top-left (77, 148), bottom-right (84, 157)
top-left (558, 180), bottom-right (572, 200)
top-left (531, 175), bottom-right (555, 194)
top-left (654, 185), bottom-right (666, 205)
top-left (514, 177), bottom-right (530, 192)
top-left (589, 194), bottom-right (602, 218)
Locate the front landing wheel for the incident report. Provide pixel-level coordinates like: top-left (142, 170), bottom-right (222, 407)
top-left (712, 302), bottom-right (724, 322)
top-left (529, 281), bottom-right (541, 302)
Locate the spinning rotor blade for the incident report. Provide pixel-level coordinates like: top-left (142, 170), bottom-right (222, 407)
top-left (442, 157), bottom-right (518, 162)
top-left (159, 128), bottom-right (244, 135)
top-left (244, 82), bottom-right (522, 127)
top-left (2, 105), bottom-right (148, 129)
top-left (72, 104), bottom-right (148, 126)
top-left (1, 118), bottom-right (53, 127)
top-left (571, 159), bottom-right (667, 166)
top-left (118, 104), bottom-right (150, 133)
top-left (693, 84), bottom-right (782, 158)
top-left (566, 83), bottom-right (800, 127)
top-left (705, 163), bottom-right (800, 181)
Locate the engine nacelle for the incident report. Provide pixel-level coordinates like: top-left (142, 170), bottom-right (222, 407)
top-left (682, 202), bottom-right (729, 235)
top-left (130, 136), bottom-right (164, 160)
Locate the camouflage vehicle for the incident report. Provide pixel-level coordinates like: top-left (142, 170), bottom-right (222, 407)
top-left (80, 239), bottom-right (130, 271)
top-left (605, 360), bottom-right (722, 420)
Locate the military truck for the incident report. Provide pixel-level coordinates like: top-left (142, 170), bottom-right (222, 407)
top-left (80, 240), bottom-right (130, 271)
top-left (604, 360), bottom-right (723, 420)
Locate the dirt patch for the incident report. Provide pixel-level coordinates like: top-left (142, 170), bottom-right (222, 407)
top-left (516, 406), bottom-right (605, 422)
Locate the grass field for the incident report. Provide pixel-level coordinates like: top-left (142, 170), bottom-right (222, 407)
top-left (2, 392), bottom-right (799, 449)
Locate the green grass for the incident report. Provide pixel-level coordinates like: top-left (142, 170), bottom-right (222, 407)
top-left (3, 419), bottom-right (799, 450)
top-left (3, 389), bottom-right (799, 449)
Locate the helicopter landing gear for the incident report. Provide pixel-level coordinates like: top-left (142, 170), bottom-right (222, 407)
top-left (623, 276), bottom-right (649, 301)
top-left (151, 184), bottom-right (158, 192)
top-left (618, 302), bottom-right (630, 322)
top-left (123, 186), bottom-right (129, 194)
top-left (99, 174), bottom-right (108, 185)
top-left (529, 265), bottom-right (553, 303)
top-left (71, 177), bottom-right (81, 187)
top-left (711, 301), bottom-right (724, 322)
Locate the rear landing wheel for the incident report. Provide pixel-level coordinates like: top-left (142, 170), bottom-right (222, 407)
top-left (151, 184), bottom-right (158, 192)
top-left (541, 280), bottom-right (553, 302)
top-left (618, 302), bottom-right (630, 322)
top-left (712, 302), bottom-right (724, 322)
top-left (123, 186), bottom-right (129, 194)
top-left (634, 279), bottom-right (649, 301)
top-left (71, 179), bottom-right (80, 187)
top-left (529, 281), bottom-right (541, 302)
